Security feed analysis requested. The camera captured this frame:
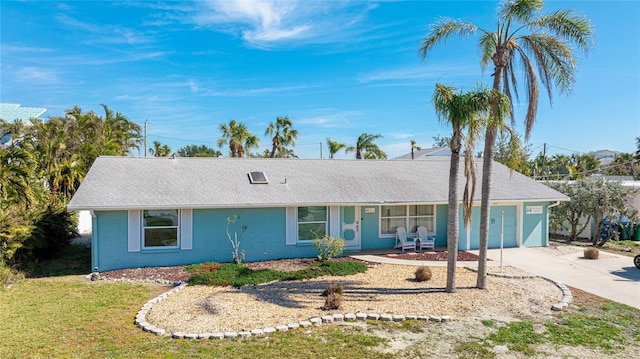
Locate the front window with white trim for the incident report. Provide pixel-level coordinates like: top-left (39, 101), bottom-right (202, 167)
top-left (143, 209), bottom-right (179, 248)
top-left (380, 205), bottom-right (434, 235)
top-left (297, 206), bottom-right (327, 241)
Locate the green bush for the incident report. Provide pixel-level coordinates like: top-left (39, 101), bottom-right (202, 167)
top-left (1, 193), bottom-right (77, 265)
top-left (187, 260), bottom-right (368, 287)
top-left (312, 235), bottom-right (345, 261)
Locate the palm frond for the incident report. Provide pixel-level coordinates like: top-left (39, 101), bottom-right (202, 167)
top-left (419, 18), bottom-right (477, 60)
top-left (499, 0), bottom-right (543, 23)
top-left (479, 32), bottom-right (497, 71)
top-left (532, 9), bottom-right (594, 54)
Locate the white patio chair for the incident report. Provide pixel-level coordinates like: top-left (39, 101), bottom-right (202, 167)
top-left (416, 226), bottom-right (435, 251)
top-left (395, 227), bottom-right (416, 252)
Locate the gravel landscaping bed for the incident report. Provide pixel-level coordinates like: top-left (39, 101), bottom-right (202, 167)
top-left (144, 264), bottom-right (561, 334)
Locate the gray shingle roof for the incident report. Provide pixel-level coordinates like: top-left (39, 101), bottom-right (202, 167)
top-left (393, 146), bottom-right (451, 159)
top-left (67, 156), bottom-right (568, 210)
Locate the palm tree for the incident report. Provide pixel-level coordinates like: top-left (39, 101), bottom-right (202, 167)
top-left (606, 152), bottom-right (637, 178)
top-left (571, 154), bottom-right (600, 178)
top-left (0, 146), bottom-right (34, 208)
top-left (420, 0), bottom-right (593, 289)
top-left (433, 83), bottom-right (510, 293)
top-left (410, 140), bottom-right (422, 160)
top-left (176, 144), bottom-right (221, 157)
top-left (326, 138), bottom-right (347, 159)
top-left (346, 133), bottom-right (387, 159)
top-left (149, 141), bottom-right (171, 157)
top-left (548, 154), bottom-right (573, 179)
top-left (217, 120), bottom-right (259, 158)
top-left (265, 116), bottom-right (298, 158)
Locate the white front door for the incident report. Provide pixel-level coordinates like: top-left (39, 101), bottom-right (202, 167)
top-left (342, 206), bottom-right (361, 249)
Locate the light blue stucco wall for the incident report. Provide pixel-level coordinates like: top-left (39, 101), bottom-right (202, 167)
top-left (93, 202), bottom-right (551, 271)
top-left (358, 206), bottom-right (394, 250)
top-left (193, 207), bottom-right (317, 263)
top-left (522, 202), bottom-right (548, 247)
top-left (93, 210), bottom-right (220, 271)
top-left (93, 208), bottom-right (319, 271)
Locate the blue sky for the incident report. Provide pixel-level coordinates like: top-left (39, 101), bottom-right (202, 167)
top-left (1, 0), bottom-right (639, 159)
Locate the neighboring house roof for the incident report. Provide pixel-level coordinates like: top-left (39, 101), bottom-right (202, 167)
top-left (0, 103), bottom-right (47, 121)
top-left (0, 103), bottom-right (48, 148)
top-left (393, 146), bottom-right (451, 159)
top-left (68, 157), bottom-right (568, 210)
top-left (589, 149), bottom-right (622, 166)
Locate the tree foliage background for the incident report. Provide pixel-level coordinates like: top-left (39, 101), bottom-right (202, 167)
top-left (546, 178), bottom-right (638, 246)
top-left (0, 105), bottom-right (141, 270)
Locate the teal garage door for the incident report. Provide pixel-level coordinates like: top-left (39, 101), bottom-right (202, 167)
top-left (488, 206), bottom-right (517, 248)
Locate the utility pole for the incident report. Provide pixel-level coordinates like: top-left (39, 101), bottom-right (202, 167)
top-left (319, 142), bottom-right (323, 159)
top-left (541, 143), bottom-right (547, 180)
top-left (144, 119), bottom-right (148, 158)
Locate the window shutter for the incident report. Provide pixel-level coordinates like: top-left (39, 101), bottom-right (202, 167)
top-left (285, 207), bottom-right (297, 245)
top-left (180, 209), bottom-right (193, 250)
top-left (128, 210), bottom-right (141, 252)
top-left (329, 206), bottom-right (340, 238)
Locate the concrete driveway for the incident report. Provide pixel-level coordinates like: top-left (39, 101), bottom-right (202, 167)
top-left (473, 246), bottom-right (640, 309)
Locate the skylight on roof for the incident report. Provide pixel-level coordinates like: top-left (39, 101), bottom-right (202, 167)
top-left (248, 171), bottom-right (268, 184)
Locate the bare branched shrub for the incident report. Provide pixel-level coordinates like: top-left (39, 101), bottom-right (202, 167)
top-left (584, 247), bottom-right (599, 259)
top-left (322, 292), bottom-right (342, 310)
top-left (415, 266), bottom-right (432, 282)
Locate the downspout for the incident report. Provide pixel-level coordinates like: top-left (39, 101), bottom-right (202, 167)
top-left (89, 210), bottom-right (98, 273)
top-left (546, 201), bottom-right (561, 246)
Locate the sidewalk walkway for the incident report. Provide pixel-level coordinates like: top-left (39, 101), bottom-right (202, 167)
top-left (350, 254), bottom-right (499, 268)
top-left (473, 246), bottom-right (640, 309)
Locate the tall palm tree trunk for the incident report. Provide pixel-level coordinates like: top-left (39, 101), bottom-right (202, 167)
top-left (446, 130), bottom-right (461, 293)
top-left (476, 66), bottom-right (504, 289)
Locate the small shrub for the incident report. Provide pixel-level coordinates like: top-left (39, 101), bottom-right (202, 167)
top-left (312, 235), bottom-right (345, 261)
top-left (226, 215), bottom-right (247, 264)
top-left (481, 319), bottom-right (495, 327)
top-left (414, 266), bottom-right (432, 282)
top-left (322, 284), bottom-right (344, 297)
top-left (584, 247), bottom-right (599, 259)
top-left (0, 264), bottom-right (24, 287)
top-left (322, 292), bottom-right (342, 310)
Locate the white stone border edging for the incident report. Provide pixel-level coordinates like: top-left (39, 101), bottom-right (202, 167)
top-left (133, 282), bottom-right (453, 339)
top-left (464, 266), bottom-right (573, 312)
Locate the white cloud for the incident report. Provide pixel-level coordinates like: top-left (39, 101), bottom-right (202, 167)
top-left (1, 45), bottom-right (53, 53)
top-left (297, 109), bottom-right (361, 128)
top-left (390, 133), bottom-right (414, 139)
top-left (14, 67), bottom-right (59, 83)
top-left (358, 63), bottom-right (474, 82)
top-left (202, 84), bottom-right (313, 97)
top-left (55, 14), bottom-right (156, 46)
top-left (190, 0), bottom-right (370, 48)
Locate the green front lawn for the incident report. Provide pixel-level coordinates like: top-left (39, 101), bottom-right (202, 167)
top-left (2, 244), bottom-right (639, 358)
top-left (0, 276), bottom-right (394, 359)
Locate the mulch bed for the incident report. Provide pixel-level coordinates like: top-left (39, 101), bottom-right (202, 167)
top-left (98, 251), bottom-right (479, 283)
top-left (385, 251), bottom-right (480, 261)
